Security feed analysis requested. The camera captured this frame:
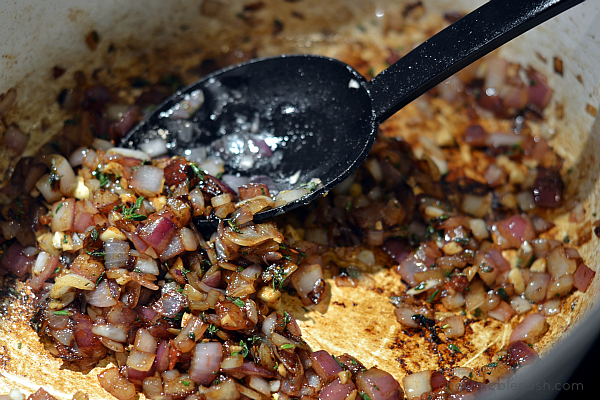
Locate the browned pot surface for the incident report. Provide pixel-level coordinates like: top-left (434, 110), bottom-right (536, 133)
top-left (1, 0), bottom-right (599, 398)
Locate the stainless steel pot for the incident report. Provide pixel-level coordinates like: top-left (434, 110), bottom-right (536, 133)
top-left (1, 1), bottom-right (599, 399)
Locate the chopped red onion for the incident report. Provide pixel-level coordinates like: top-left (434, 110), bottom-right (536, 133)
top-left (98, 367), bottom-right (136, 400)
top-left (291, 263), bottom-right (326, 306)
top-left (0, 242), bottom-right (32, 277)
top-left (130, 165), bottom-right (164, 197)
top-left (3, 125), bottom-right (29, 154)
top-left (310, 351), bottom-right (343, 382)
top-left (154, 340), bottom-right (171, 372)
top-left (159, 234), bottom-right (184, 262)
top-left (91, 323), bottom-right (129, 343)
top-left (507, 340), bottom-right (539, 367)
top-left (85, 278), bottom-right (119, 307)
top-left (487, 301), bottom-right (514, 322)
top-left (319, 378), bottom-right (356, 400)
top-left (527, 70), bottom-right (553, 110)
top-left (28, 252), bottom-right (59, 290)
top-left (524, 272), bottom-right (551, 303)
top-left (190, 342), bottom-right (222, 385)
top-left (104, 239), bottom-right (130, 269)
top-left (134, 328), bottom-right (157, 354)
top-left (138, 215), bottom-right (177, 253)
top-left (442, 315), bottom-right (465, 338)
top-left (51, 198), bottom-right (76, 233)
top-left (509, 313), bottom-right (548, 344)
top-left (573, 263), bottom-right (595, 292)
top-left (357, 368), bottom-right (403, 400)
top-left (496, 214), bottom-right (535, 248)
top-left (533, 168), bottom-right (563, 208)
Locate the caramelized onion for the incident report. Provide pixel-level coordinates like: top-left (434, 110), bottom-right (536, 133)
top-left (190, 342), bottom-right (222, 385)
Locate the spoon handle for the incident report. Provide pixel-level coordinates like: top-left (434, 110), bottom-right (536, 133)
top-left (367, 0), bottom-right (584, 122)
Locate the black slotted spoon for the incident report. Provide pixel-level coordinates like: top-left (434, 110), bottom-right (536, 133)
top-left (121, 0), bottom-right (584, 227)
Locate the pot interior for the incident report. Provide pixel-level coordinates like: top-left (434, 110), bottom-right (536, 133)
top-left (1, 0), bottom-right (599, 398)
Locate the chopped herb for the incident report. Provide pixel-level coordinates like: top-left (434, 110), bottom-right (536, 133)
top-left (333, 356), bottom-right (344, 369)
top-left (299, 252), bottom-right (307, 258)
top-left (497, 287), bottom-right (510, 302)
top-left (114, 196), bottom-right (147, 221)
top-left (298, 180), bottom-right (318, 191)
top-left (480, 264), bottom-right (493, 273)
top-left (237, 266), bottom-right (244, 272)
top-left (414, 281), bottom-right (426, 291)
top-left (232, 340), bottom-right (249, 357)
top-left (351, 358), bottom-right (358, 366)
top-left (474, 308), bottom-right (482, 318)
top-left (62, 234), bottom-right (68, 244)
top-left (55, 203), bottom-right (63, 213)
top-left (226, 297), bottom-right (246, 308)
top-left (427, 289), bottom-right (440, 303)
top-left (346, 200), bottom-right (353, 212)
top-left (181, 380), bottom-right (190, 386)
top-left (96, 271), bottom-right (105, 285)
top-left (189, 162), bottom-right (205, 181)
top-left (442, 324), bottom-right (450, 329)
top-left (563, 234), bottom-right (570, 244)
top-left (53, 310), bottom-right (70, 316)
top-left (87, 250), bottom-right (105, 258)
top-left (17, 342), bottom-right (21, 349)
top-left (449, 344), bottom-right (461, 353)
top-left (188, 332), bottom-right (196, 341)
top-left (281, 343), bottom-right (295, 349)
top-left (469, 372), bottom-right (473, 378)
top-left (453, 237), bottom-right (469, 245)
top-left (271, 265), bottom-right (288, 290)
top-left (227, 220), bottom-right (241, 233)
top-left (282, 311), bottom-right (292, 327)
top-left (389, 296), bottom-right (403, 307)
top-left (438, 214), bottom-right (449, 222)
top-left (486, 362), bottom-right (498, 368)
top-left (360, 393), bottom-right (371, 400)
top-left (91, 228), bottom-right (99, 241)
top-left (516, 257), bottom-right (523, 268)
top-left (281, 254), bottom-right (292, 261)
top-left (374, 385), bottom-right (380, 390)
top-left (53, 265), bottom-right (61, 274)
top-left (181, 268), bottom-right (190, 276)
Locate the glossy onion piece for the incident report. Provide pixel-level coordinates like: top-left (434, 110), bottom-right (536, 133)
top-left (130, 165), bottom-right (164, 197)
top-left (357, 368), bottom-right (403, 400)
top-left (310, 351), bottom-right (343, 383)
top-left (319, 378), bottom-right (356, 400)
top-left (507, 340), bottom-right (539, 367)
top-left (509, 313), bottom-right (549, 344)
top-left (573, 263), bottom-right (595, 292)
top-left (291, 263), bottom-right (326, 306)
top-left (97, 367), bottom-right (136, 400)
top-left (190, 342), bottom-right (222, 385)
top-left (51, 198), bottom-right (76, 233)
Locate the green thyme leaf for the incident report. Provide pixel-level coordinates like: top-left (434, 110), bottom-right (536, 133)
top-left (449, 344), bottom-right (461, 353)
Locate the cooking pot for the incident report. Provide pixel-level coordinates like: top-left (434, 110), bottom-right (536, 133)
top-left (1, 0), bottom-right (599, 399)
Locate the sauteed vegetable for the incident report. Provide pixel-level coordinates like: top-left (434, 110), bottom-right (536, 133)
top-left (0, 3), bottom-right (594, 400)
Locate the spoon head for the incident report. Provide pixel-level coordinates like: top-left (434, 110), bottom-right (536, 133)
top-left (121, 55), bottom-right (376, 227)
